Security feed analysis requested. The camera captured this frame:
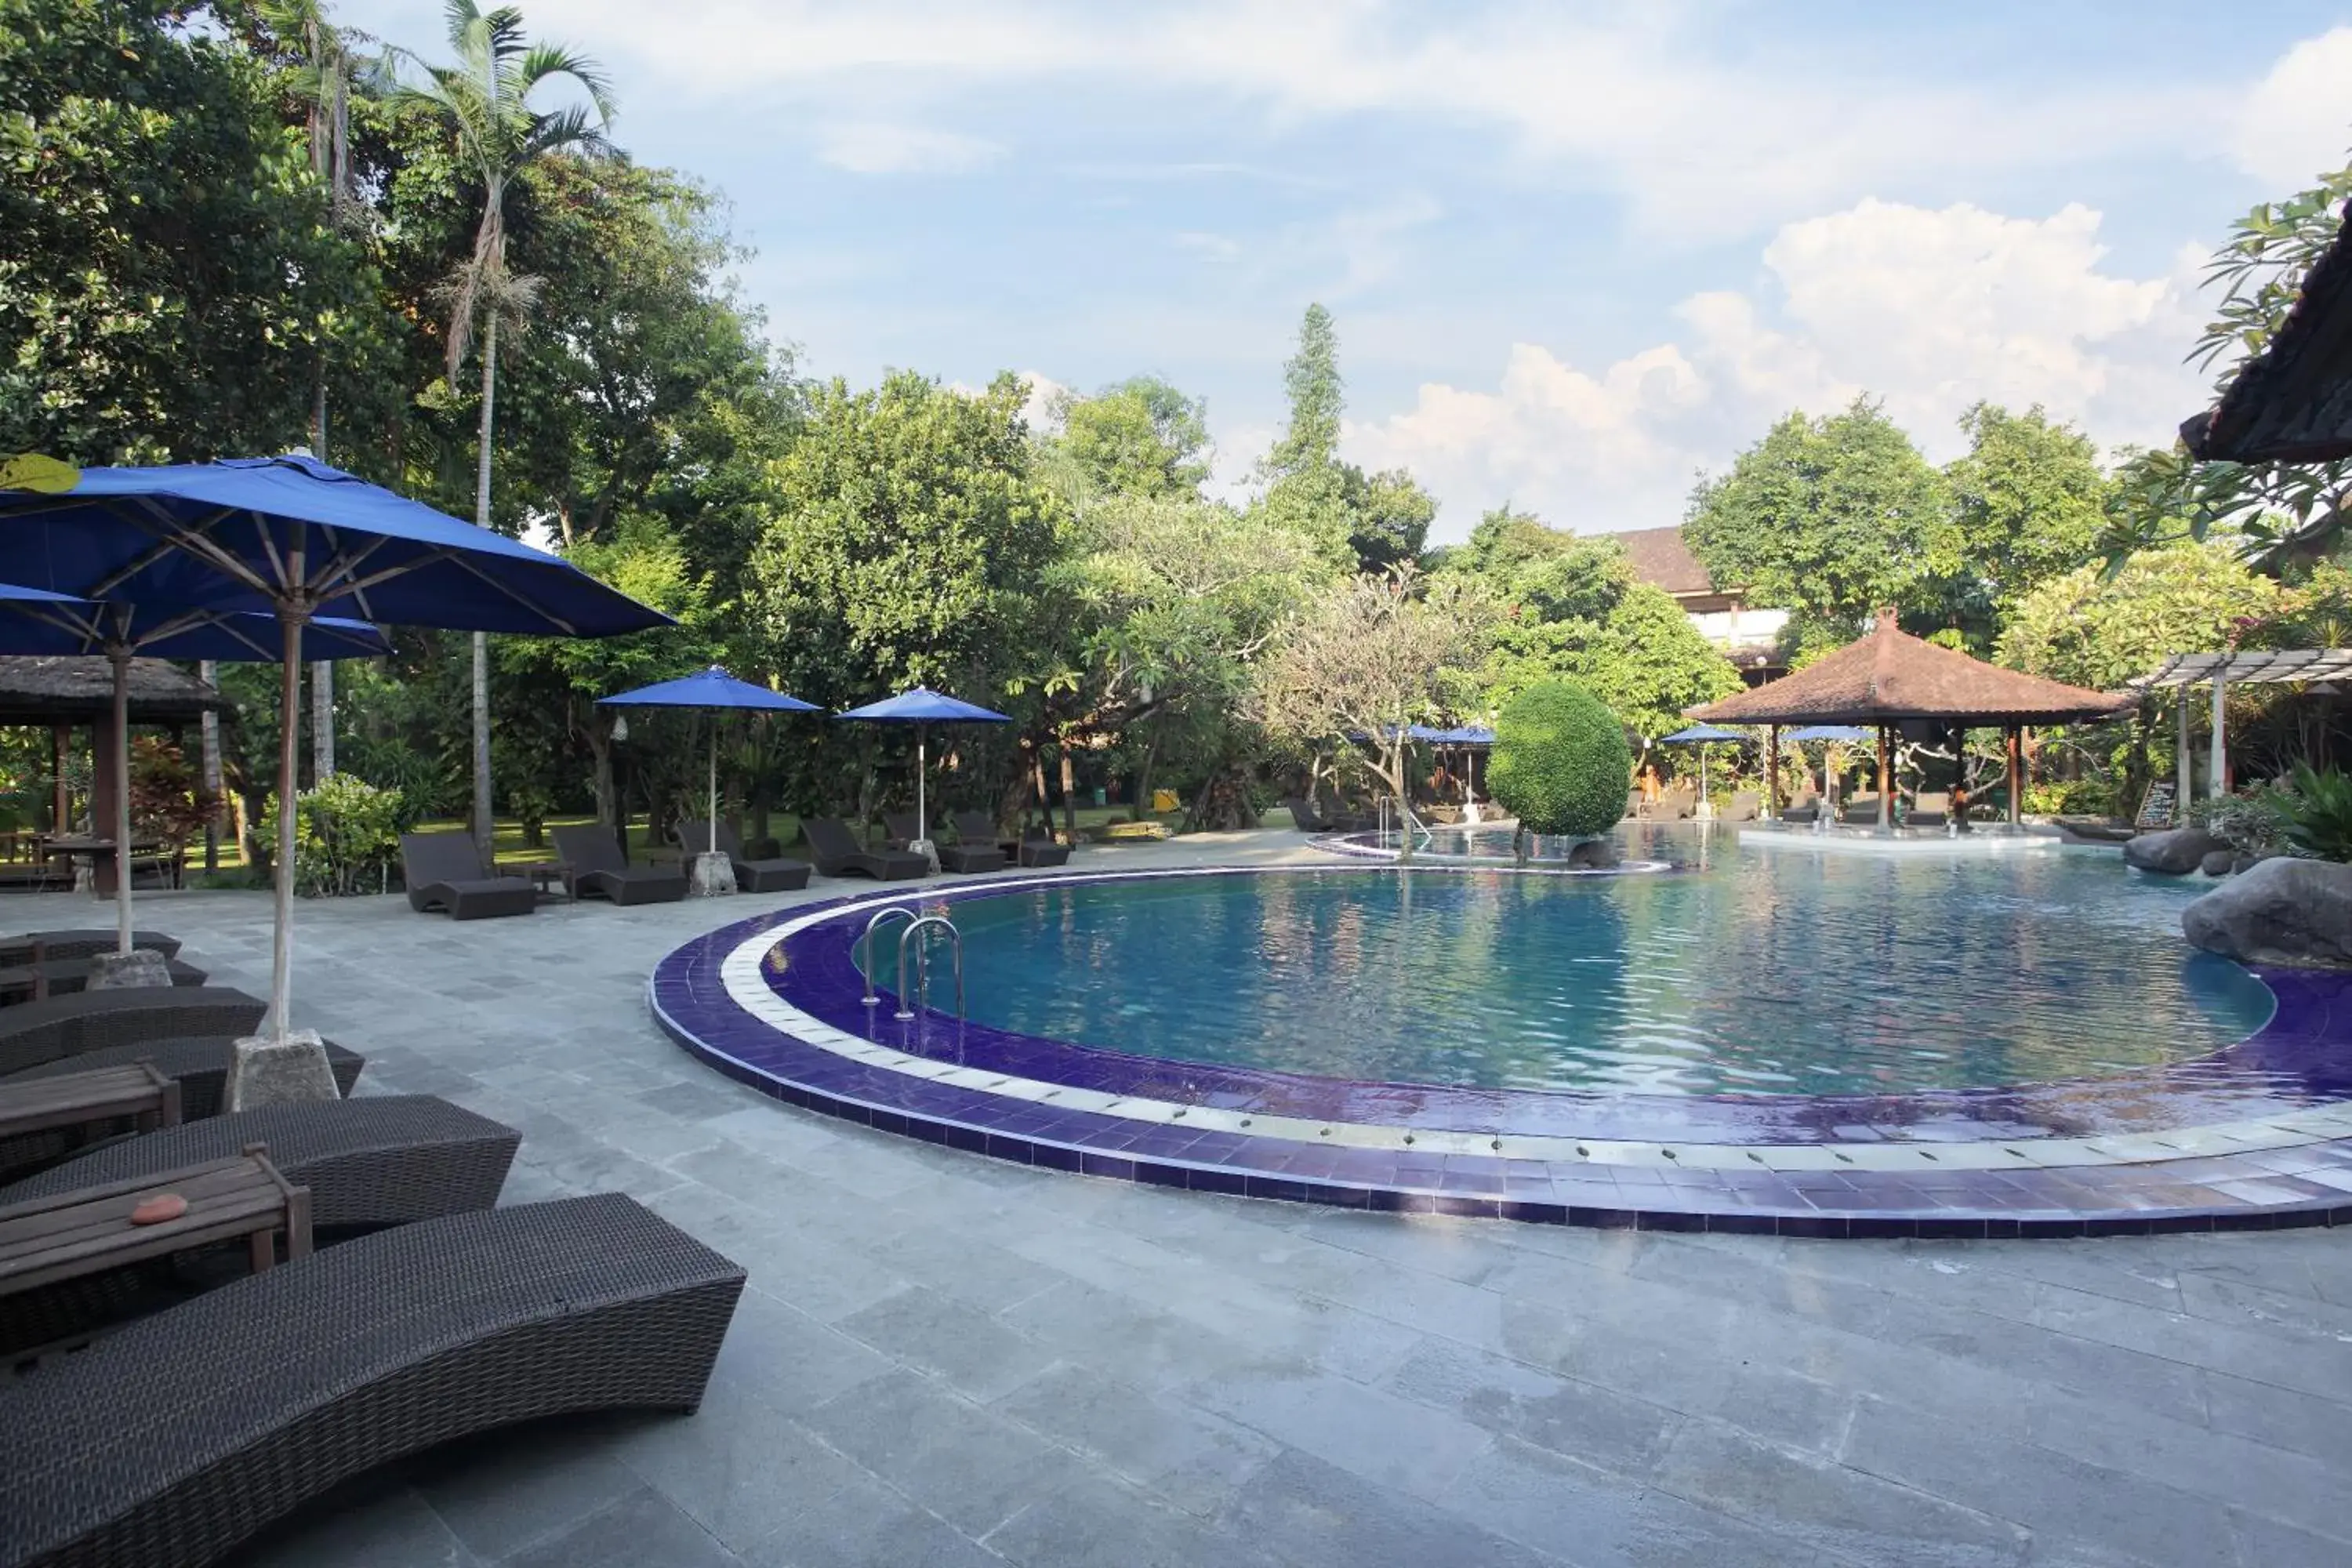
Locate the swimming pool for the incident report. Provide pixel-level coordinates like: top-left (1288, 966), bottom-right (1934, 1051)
top-left (944, 851), bottom-right (2270, 1098)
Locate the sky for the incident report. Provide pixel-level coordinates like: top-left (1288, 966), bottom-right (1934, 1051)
top-left (336, 0), bottom-right (2352, 543)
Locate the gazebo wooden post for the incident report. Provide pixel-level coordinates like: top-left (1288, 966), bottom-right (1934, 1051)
top-left (1763, 724), bottom-right (1780, 819)
top-left (2005, 724), bottom-right (2023, 827)
top-left (49, 722), bottom-right (68, 835)
top-left (1875, 725), bottom-right (1892, 830)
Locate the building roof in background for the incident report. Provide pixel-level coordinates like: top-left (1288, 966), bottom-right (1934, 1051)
top-left (1607, 526), bottom-right (1715, 597)
top-left (1686, 618), bottom-right (2128, 726)
top-left (2181, 200), bottom-right (2352, 464)
top-left (0, 656), bottom-right (227, 726)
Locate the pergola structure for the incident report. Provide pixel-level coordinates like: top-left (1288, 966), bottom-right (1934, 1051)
top-left (1686, 617), bottom-right (2129, 829)
top-left (2132, 649), bottom-right (2352, 811)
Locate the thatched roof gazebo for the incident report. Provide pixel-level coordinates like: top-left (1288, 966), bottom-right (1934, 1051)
top-left (1686, 616), bottom-right (2128, 827)
top-left (0, 656), bottom-right (228, 865)
top-left (2180, 199), bottom-right (2352, 463)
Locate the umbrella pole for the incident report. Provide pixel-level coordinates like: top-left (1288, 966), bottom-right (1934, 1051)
top-left (272, 614), bottom-right (300, 1040)
top-left (111, 648), bottom-right (133, 956)
top-left (916, 724), bottom-right (927, 846)
top-left (707, 717), bottom-right (718, 858)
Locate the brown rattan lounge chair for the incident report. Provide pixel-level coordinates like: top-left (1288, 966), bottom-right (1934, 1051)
top-left (804, 817), bottom-right (928, 880)
top-left (923, 812), bottom-right (1005, 874)
top-left (677, 822), bottom-right (811, 892)
top-left (0, 987), bottom-right (267, 1080)
top-left (553, 824), bottom-right (689, 906)
top-left (401, 833), bottom-right (538, 920)
top-left (0, 1036), bottom-right (365, 1177)
top-left (0, 1192), bottom-right (745, 1568)
top-left (0, 1095), bottom-right (521, 1355)
top-left (956, 811), bottom-right (1067, 867)
top-left (0, 931), bottom-right (180, 968)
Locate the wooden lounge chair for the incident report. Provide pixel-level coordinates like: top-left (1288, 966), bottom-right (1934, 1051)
top-left (0, 988), bottom-right (267, 1080)
top-left (0, 931), bottom-right (180, 968)
top-left (0, 1095), bottom-right (521, 1355)
top-left (0, 1192), bottom-right (745, 1568)
top-left (804, 817), bottom-right (928, 880)
top-left (1, 1036), bottom-right (365, 1175)
top-left (401, 833), bottom-right (537, 920)
top-left (552, 824), bottom-right (689, 906)
top-left (677, 822), bottom-right (811, 892)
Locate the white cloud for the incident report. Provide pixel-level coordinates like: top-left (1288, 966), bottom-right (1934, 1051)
top-left (492, 1), bottom-right (2240, 236)
top-left (1350, 199), bottom-right (2211, 541)
top-left (2233, 27), bottom-right (2352, 188)
top-left (815, 122), bottom-right (1001, 175)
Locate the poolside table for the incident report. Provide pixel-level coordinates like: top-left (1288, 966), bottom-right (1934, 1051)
top-left (0, 1144), bottom-right (310, 1299)
top-left (510, 860), bottom-right (575, 903)
top-left (0, 1060), bottom-right (180, 1150)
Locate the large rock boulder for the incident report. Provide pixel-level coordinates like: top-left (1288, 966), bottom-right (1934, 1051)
top-left (2200, 849), bottom-right (2236, 877)
top-left (2182, 857), bottom-right (2352, 967)
top-left (2125, 827), bottom-right (2226, 875)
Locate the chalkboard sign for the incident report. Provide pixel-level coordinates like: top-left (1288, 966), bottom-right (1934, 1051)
top-left (2136, 782), bottom-right (2176, 829)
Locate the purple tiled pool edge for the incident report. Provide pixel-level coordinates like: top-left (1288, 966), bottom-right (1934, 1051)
top-left (647, 869), bottom-right (2352, 1237)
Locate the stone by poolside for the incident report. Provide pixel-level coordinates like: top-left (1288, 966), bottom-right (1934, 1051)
top-left (44, 829), bottom-right (2352, 1568)
top-left (2185, 855), bottom-right (2352, 968)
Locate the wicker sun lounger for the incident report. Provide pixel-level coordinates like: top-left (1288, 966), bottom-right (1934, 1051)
top-left (912, 813), bottom-right (1004, 874)
top-left (955, 812), bottom-right (1065, 867)
top-left (2, 1035), bottom-right (364, 1164)
top-left (0, 953), bottom-right (206, 1005)
top-left (401, 833), bottom-right (539, 920)
top-left (0, 1192), bottom-right (746, 1568)
top-left (804, 817), bottom-right (928, 880)
top-left (0, 931), bottom-right (180, 968)
top-left (553, 825), bottom-right (689, 906)
top-left (677, 822), bottom-right (811, 893)
top-left (0, 1095), bottom-right (522, 1356)
top-left (0, 988), bottom-right (267, 1081)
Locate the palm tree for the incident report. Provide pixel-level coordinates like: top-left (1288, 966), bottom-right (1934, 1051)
top-left (261, 0), bottom-right (372, 782)
top-left (394, 0), bottom-right (613, 854)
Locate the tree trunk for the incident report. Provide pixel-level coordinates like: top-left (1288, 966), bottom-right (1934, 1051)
top-left (198, 659), bottom-right (223, 873)
top-left (470, 315), bottom-right (498, 858)
top-left (586, 713), bottom-right (616, 827)
top-left (1130, 724), bottom-right (1160, 823)
top-left (312, 660), bottom-right (334, 780)
top-left (1058, 745), bottom-right (1077, 841)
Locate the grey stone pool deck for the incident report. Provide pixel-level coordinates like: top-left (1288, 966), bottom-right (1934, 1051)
top-left (81, 829), bottom-right (2352, 1567)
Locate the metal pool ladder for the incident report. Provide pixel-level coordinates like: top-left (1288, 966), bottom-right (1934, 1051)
top-left (893, 914), bottom-right (965, 1023)
top-left (856, 906), bottom-right (918, 1007)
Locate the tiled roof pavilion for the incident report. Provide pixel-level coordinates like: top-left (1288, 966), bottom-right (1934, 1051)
top-left (1686, 616), bottom-right (2127, 728)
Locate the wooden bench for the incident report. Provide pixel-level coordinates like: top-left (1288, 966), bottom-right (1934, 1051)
top-left (0, 1060), bottom-right (180, 1152)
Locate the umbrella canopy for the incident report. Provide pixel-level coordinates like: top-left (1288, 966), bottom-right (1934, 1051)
top-left (0, 454), bottom-right (669, 1063)
top-left (0, 586), bottom-right (390, 957)
top-left (1659, 724), bottom-right (1744, 745)
top-left (600, 667), bottom-right (822, 879)
top-left (836, 687), bottom-right (1011, 848)
top-left (1784, 724), bottom-right (1873, 743)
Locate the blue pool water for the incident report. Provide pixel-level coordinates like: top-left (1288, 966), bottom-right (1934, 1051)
top-left (941, 845), bottom-right (2274, 1097)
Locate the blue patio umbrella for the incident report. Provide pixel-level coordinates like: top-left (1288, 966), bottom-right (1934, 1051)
top-left (0, 584), bottom-right (390, 958)
top-left (1660, 724), bottom-right (1747, 811)
top-left (835, 687), bottom-right (1011, 848)
top-left (1783, 725), bottom-right (1871, 743)
top-left (600, 667), bottom-right (822, 887)
top-left (0, 454), bottom-right (668, 1058)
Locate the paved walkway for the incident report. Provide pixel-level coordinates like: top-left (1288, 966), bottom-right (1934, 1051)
top-left (71, 830), bottom-right (2352, 1567)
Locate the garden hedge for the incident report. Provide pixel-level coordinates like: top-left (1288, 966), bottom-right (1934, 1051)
top-left (1488, 681), bottom-right (1632, 838)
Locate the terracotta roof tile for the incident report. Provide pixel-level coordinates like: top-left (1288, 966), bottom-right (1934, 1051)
top-left (1685, 619), bottom-right (2127, 727)
top-left (1606, 526), bottom-right (1715, 597)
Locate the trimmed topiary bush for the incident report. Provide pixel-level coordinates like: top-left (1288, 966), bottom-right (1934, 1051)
top-left (1488, 681), bottom-right (1633, 842)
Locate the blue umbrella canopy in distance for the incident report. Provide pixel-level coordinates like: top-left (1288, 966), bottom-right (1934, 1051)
top-left (0, 453), bottom-right (669, 1058)
top-left (1660, 724), bottom-right (1746, 745)
top-left (837, 686), bottom-right (1011, 847)
top-left (601, 667), bottom-right (822, 869)
top-left (1784, 724), bottom-right (1873, 743)
top-left (0, 585), bottom-right (391, 960)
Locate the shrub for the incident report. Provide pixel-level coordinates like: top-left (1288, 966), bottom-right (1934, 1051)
top-left (2020, 779), bottom-right (2116, 818)
top-left (2187, 784), bottom-right (2296, 857)
top-left (260, 774), bottom-right (412, 897)
top-left (2274, 764), bottom-right (2352, 862)
top-left (1488, 681), bottom-right (1632, 838)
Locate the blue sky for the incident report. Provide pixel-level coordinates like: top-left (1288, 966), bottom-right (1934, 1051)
top-left (339, 1), bottom-right (2352, 542)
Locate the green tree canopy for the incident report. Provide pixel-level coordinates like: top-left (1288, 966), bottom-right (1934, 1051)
top-left (1047, 376), bottom-right (1210, 502)
top-left (1997, 543), bottom-right (2280, 691)
top-left (1925, 402), bottom-right (2110, 648)
top-left (1683, 397), bottom-right (1948, 646)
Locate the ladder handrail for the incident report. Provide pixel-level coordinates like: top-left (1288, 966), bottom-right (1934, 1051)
top-left (856, 906), bottom-right (919, 1007)
top-left (894, 914), bottom-right (965, 1023)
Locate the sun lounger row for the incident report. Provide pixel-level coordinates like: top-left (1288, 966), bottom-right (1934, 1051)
top-left (0, 970), bottom-right (745, 1567)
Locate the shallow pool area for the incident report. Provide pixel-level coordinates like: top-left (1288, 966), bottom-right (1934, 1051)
top-left (945, 848), bottom-right (2270, 1098)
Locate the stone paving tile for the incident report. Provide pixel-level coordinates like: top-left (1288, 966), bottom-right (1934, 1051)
top-left (238, 1476), bottom-right (480, 1568)
top-left (605, 1381), bottom-right (872, 1553)
top-left (987, 1361), bottom-right (1283, 1520)
top-left (1182, 1361), bottom-right (1497, 1501)
top-left (982, 1471), bottom-right (1279, 1568)
top-left (833, 1283), bottom-right (1062, 1401)
top-left (1214, 1447), bottom-right (1566, 1568)
top-left (797, 1369), bottom-right (1079, 1539)
top-left (738, 1469), bottom-right (1000, 1568)
top-left (1381, 1335), bottom-right (1686, 1481)
top-left (500, 1486), bottom-right (742, 1568)
top-left (403, 1425), bottom-right (644, 1564)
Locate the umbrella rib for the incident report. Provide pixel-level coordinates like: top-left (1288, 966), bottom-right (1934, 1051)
top-left (444, 551), bottom-right (580, 635)
top-left (307, 535), bottom-right (393, 601)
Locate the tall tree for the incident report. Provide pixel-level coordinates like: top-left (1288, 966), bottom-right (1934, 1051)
top-left (0, 0), bottom-right (371, 463)
top-left (1047, 377), bottom-right (1211, 503)
top-left (394, 0), bottom-right (613, 855)
top-left (1266, 303), bottom-right (1341, 478)
top-left (1683, 397), bottom-right (1948, 649)
top-left (1924, 402), bottom-right (2109, 650)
